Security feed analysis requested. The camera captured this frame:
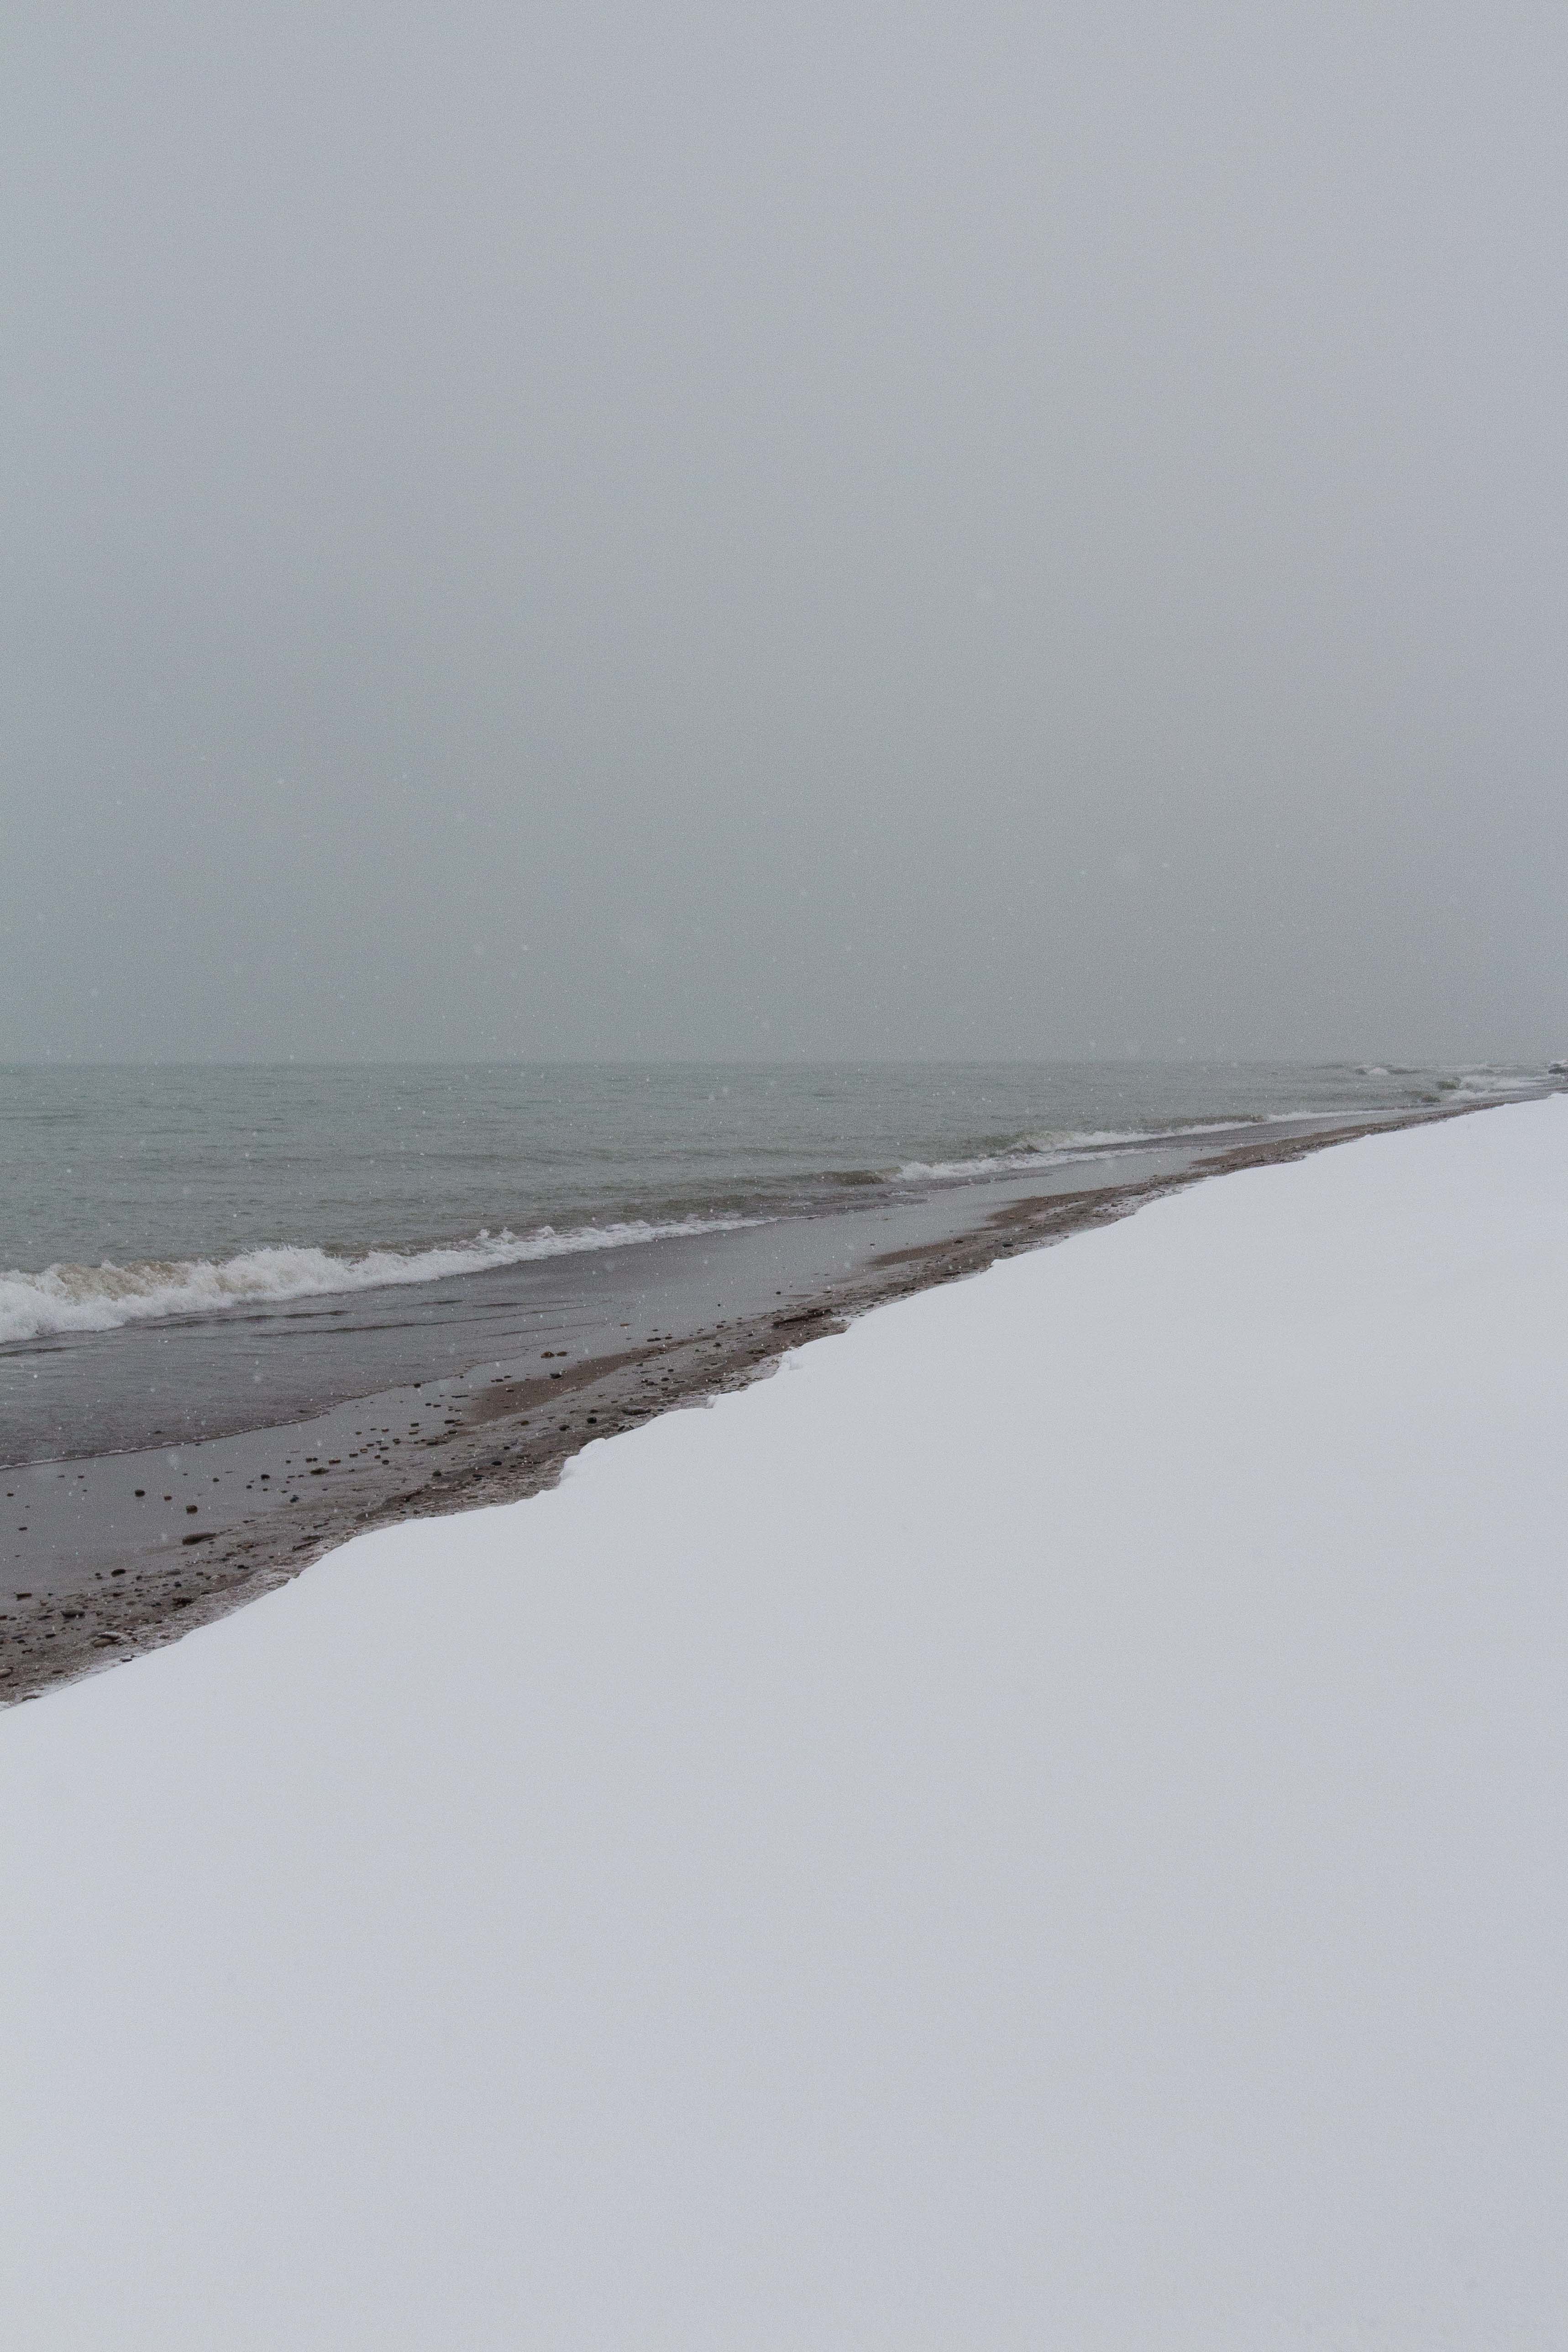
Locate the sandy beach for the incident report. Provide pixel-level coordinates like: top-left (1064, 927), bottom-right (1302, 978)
top-left (4, 1093), bottom-right (1565, 2347)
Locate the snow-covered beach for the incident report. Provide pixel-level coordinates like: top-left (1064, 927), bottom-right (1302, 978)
top-left (3, 1096), bottom-right (1565, 2347)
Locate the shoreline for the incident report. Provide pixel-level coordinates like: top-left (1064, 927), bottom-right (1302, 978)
top-left (0, 1093), bottom-right (1526, 1707)
top-left (7, 1091), bottom-right (1564, 2344)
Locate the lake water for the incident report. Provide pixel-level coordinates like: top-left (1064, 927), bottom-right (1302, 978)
top-left (0, 1059), bottom-right (1543, 1355)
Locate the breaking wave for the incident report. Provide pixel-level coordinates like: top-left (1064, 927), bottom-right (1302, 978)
top-left (0, 1216), bottom-right (768, 1347)
top-left (1434, 1068), bottom-right (1545, 1099)
top-left (897, 1118), bottom-right (1279, 1182)
top-left (896, 1069), bottom-right (1558, 1182)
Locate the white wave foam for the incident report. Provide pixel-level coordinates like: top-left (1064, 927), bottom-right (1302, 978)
top-left (1438, 1068), bottom-right (1542, 1099)
top-left (897, 1118), bottom-right (1275, 1182)
top-left (0, 1216), bottom-right (767, 1347)
top-left (899, 1135), bottom-right (1120, 1181)
top-left (902, 1077), bottom-right (1551, 1183)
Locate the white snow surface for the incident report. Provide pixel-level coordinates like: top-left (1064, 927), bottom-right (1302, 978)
top-left (3, 1098), bottom-right (1567, 2350)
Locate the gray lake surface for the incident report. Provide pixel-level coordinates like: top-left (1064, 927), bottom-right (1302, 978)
top-left (1, 1059), bottom-right (1548, 1468)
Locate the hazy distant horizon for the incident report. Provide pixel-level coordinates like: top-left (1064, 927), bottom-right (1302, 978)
top-left (5, 4), bottom-right (1564, 1066)
top-left (5, 1050), bottom-right (1551, 1074)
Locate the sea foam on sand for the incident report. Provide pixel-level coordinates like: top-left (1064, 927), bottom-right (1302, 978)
top-left (2, 1098), bottom-right (1566, 2350)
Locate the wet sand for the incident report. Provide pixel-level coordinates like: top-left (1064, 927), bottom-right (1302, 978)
top-left (0, 1100), bottom-right (1504, 1706)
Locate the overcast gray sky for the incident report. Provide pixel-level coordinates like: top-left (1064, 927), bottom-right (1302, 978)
top-left (2, 3), bottom-right (1563, 1063)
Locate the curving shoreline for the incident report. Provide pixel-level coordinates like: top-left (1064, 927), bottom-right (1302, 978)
top-left (0, 1093), bottom-right (1536, 1709)
top-left (6, 1092), bottom-right (1565, 2346)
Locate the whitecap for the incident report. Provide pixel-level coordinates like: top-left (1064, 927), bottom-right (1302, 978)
top-left (0, 1215), bottom-right (769, 1346)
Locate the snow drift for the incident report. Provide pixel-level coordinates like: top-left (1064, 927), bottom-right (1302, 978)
top-left (2, 1098), bottom-right (1566, 2350)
